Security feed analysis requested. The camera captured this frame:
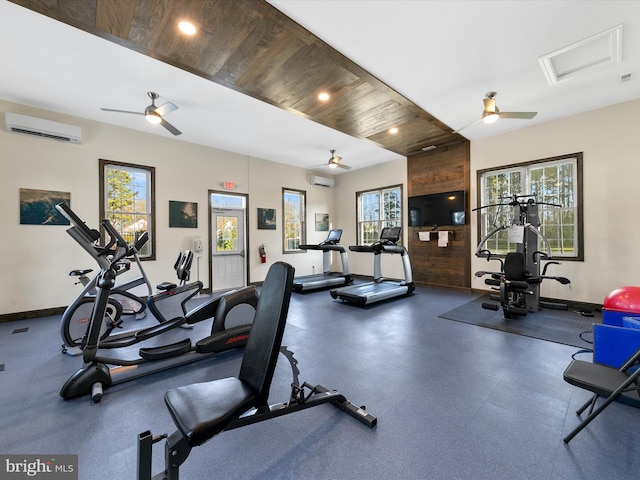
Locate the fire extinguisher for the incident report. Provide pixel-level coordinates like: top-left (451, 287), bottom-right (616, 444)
top-left (259, 244), bottom-right (266, 264)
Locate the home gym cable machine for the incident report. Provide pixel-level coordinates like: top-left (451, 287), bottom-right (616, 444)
top-left (474, 194), bottom-right (571, 318)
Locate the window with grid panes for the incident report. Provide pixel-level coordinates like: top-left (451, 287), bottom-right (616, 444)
top-left (478, 153), bottom-right (582, 259)
top-left (282, 188), bottom-right (306, 252)
top-left (357, 185), bottom-right (402, 245)
top-left (99, 159), bottom-right (155, 259)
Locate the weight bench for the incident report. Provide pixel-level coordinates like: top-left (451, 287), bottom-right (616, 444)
top-left (137, 261), bottom-right (377, 480)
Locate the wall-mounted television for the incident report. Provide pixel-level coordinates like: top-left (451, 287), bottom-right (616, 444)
top-left (408, 190), bottom-right (466, 227)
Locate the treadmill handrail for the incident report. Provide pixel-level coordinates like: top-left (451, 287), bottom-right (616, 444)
top-left (349, 243), bottom-right (407, 255)
top-left (299, 244), bottom-right (348, 253)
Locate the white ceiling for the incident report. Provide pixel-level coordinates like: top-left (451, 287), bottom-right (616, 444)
top-left (1, 0), bottom-right (639, 174)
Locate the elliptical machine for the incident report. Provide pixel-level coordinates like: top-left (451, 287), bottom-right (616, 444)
top-left (56, 204), bottom-right (259, 401)
top-left (58, 203), bottom-right (205, 355)
top-left (474, 194), bottom-right (571, 319)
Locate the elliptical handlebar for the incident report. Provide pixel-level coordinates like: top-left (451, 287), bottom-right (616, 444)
top-left (57, 202), bottom-right (148, 263)
top-left (134, 231), bottom-right (149, 252)
top-left (100, 219), bottom-right (131, 264)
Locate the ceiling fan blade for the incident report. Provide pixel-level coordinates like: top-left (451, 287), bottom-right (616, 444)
top-left (101, 108), bottom-right (143, 115)
top-left (160, 117), bottom-right (182, 136)
top-left (499, 111), bottom-right (537, 119)
top-left (154, 101), bottom-right (178, 117)
top-left (336, 163), bottom-right (352, 170)
top-left (452, 118), bottom-right (481, 134)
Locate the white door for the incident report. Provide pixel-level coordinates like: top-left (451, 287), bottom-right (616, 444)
top-left (211, 208), bottom-right (246, 291)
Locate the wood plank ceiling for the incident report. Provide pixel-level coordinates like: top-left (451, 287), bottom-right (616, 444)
top-left (9, 0), bottom-right (467, 156)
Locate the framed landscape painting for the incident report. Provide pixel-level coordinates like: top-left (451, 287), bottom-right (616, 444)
top-left (169, 200), bottom-right (198, 228)
top-left (19, 188), bottom-right (70, 225)
top-left (315, 213), bottom-right (329, 231)
top-left (257, 208), bottom-right (276, 230)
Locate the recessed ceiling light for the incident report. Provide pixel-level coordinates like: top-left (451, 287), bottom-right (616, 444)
top-left (178, 21), bottom-right (197, 35)
top-left (318, 92), bottom-right (330, 102)
top-left (388, 127), bottom-right (399, 135)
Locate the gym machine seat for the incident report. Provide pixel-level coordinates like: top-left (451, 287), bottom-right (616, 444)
top-left (477, 251), bottom-right (570, 318)
top-left (138, 261), bottom-right (377, 480)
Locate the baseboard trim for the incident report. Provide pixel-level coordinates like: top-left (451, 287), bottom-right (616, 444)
top-left (0, 287), bottom-right (603, 322)
top-left (0, 307), bottom-right (65, 323)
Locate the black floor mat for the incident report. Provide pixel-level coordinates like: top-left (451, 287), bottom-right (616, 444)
top-left (439, 296), bottom-right (600, 348)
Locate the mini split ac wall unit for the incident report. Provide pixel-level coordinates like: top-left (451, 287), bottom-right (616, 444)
top-left (310, 175), bottom-right (335, 188)
top-left (5, 112), bottom-right (82, 144)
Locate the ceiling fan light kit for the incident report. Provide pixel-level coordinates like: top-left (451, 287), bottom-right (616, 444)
top-left (145, 112), bottom-right (162, 124)
top-left (327, 149), bottom-right (351, 170)
top-left (312, 149), bottom-right (352, 171)
top-left (482, 112), bottom-right (499, 124)
top-left (102, 91), bottom-right (182, 135)
top-left (454, 91), bottom-right (538, 133)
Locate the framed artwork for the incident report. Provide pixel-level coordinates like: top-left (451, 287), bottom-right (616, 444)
top-left (19, 188), bottom-right (70, 225)
top-left (315, 213), bottom-right (329, 231)
top-left (257, 208), bottom-right (276, 230)
top-left (169, 200), bottom-right (198, 228)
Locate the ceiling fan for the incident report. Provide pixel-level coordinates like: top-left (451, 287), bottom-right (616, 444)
top-left (454, 92), bottom-right (537, 134)
top-left (319, 149), bottom-right (351, 170)
top-left (101, 91), bottom-right (182, 136)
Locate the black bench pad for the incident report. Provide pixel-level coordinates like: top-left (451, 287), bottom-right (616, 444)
top-left (165, 377), bottom-right (257, 447)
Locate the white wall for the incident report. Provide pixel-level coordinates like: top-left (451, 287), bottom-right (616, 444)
top-left (470, 99), bottom-right (640, 304)
top-left (245, 156), bottom-right (338, 282)
top-left (4, 97), bottom-right (637, 315)
top-left (333, 158), bottom-right (408, 280)
top-left (0, 100), bottom-right (338, 315)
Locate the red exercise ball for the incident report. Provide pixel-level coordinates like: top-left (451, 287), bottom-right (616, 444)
top-left (603, 286), bottom-right (640, 312)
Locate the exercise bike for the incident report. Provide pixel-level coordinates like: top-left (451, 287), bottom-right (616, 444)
top-left (58, 204), bottom-right (203, 355)
top-left (61, 253), bottom-right (147, 353)
top-left (56, 204), bottom-right (259, 401)
top-left (66, 263), bottom-right (147, 318)
top-left (474, 194), bottom-right (571, 319)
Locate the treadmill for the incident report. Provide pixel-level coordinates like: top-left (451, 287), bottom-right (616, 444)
top-left (330, 227), bottom-right (414, 305)
top-left (292, 229), bottom-right (353, 292)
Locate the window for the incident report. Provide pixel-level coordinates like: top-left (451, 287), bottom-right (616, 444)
top-left (477, 153), bottom-right (583, 260)
top-left (282, 188), bottom-right (306, 252)
top-left (357, 185), bottom-right (403, 245)
top-left (211, 193), bottom-right (246, 254)
top-left (99, 159), bottom-right (155, 259)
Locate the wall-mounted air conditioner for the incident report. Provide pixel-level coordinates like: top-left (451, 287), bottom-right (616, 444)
top-left (310, 175), bottom-right (335, 188)
top-left (5, 112), bottom-right (82, 144)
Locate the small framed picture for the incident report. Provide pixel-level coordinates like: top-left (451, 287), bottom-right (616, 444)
top-left (20, 188), bottom-right (70, 225)
top-left (258, 208), bottom-right (276, 230)
top-left (169, 201), bottom-right (198, 228)
top-left (315, 213), bottom-right (329, 231)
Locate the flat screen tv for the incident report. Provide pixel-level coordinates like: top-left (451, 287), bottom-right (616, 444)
top-left (408, 190), bottom-right (466, 227)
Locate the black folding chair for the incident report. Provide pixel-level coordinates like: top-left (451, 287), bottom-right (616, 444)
top-left (563, 348), bottom-right (640, 443)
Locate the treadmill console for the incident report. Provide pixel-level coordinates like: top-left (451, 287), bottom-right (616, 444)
top-left (320, 229), bottom-right (343, 245)
top-left (379, 227), bottom-right (401, 245)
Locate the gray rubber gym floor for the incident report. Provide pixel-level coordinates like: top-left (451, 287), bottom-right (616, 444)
top-left (1, 284), bottom-right (638, 479)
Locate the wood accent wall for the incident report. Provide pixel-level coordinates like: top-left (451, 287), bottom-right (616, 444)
top-left (407, 142), bottom-right (471, 289)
